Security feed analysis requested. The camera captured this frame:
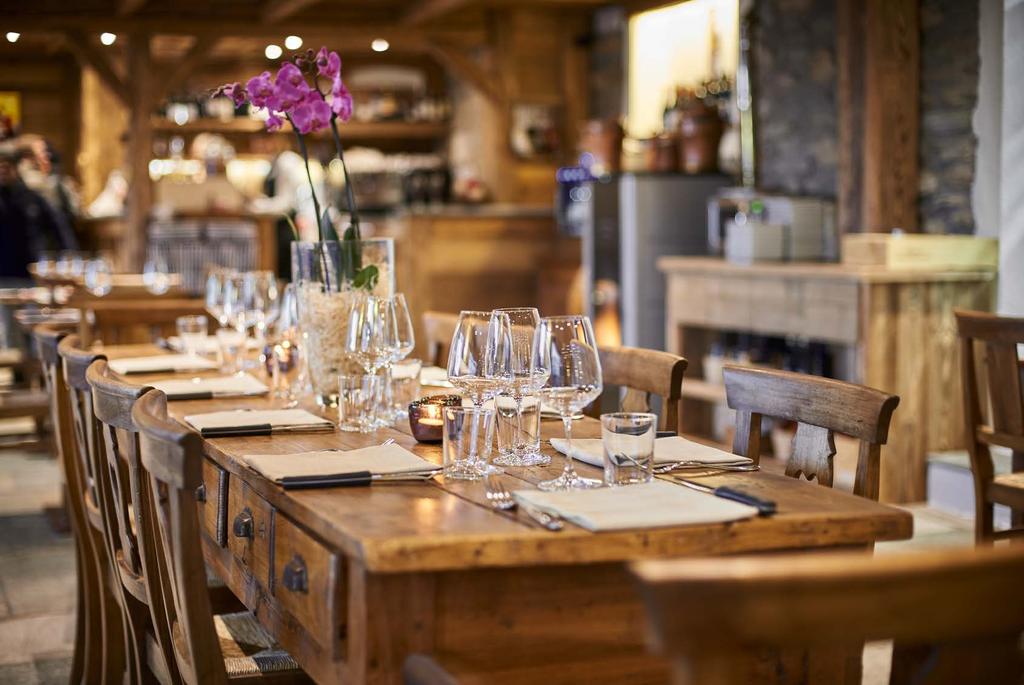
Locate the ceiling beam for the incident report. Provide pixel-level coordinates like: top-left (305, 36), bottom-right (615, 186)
top-left (424, 39), bottom-right (504, 106)
top-left (403, 0), bottom-right (473, 26)
top-left (262, 0), bottom-right (321, 24)
top-left (63, 31), bottom-right (130, 106)
top-left (160, 36), bottom-right (219, 98)
top-left (118, 0), bottom-right (148, 16)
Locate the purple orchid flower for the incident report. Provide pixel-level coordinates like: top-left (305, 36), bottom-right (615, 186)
top-left (330, 77), bottom-right (353, 121)
top-left (245, 72), bottom-right (274, 108)
top-left (316, 47), bottom-right (342, 79)
top-left (291, 90), bottom-right (332, 134)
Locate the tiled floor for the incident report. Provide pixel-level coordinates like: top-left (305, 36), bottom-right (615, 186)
top-left (0, 447), bottom-right (976, 685)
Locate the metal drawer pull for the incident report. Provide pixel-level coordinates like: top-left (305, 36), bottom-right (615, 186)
top-left (195, 483), bottom-right (207, 503)
top-left (232, 508), bottom-right (253, 539)
top-left (282, 554), bottom-right (308, 593)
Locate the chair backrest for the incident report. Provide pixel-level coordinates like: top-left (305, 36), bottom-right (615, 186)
top-left (422, 310), bottom-right (460, 368)
top-left (58, 335), bottom-right (106, 518)
top-left (598, 346), bottom-right (688, 432)
top-left (955, 309), bottom-right (1024, 538)
top-left (722, 365), bottom-right (899, 500)
top-left (631, 545), bottom-right (1024, 685)
top-left (86, 360), bottom-right (177, 680)
top-left (78, 297), bottom-right (207, 346)
top-left (133, 388), bottom-right (228, 685)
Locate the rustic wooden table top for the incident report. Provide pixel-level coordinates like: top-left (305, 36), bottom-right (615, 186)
top-left (102, 344), bottom-right (914, 573)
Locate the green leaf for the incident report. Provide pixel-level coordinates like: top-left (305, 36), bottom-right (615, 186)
top-left (321, 209), bottom-right (339, 242)
top-left (352, 265), bottom-right (379, 291)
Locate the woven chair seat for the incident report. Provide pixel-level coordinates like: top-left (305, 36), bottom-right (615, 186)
top-left (214, 612), bottom-right (305, 678)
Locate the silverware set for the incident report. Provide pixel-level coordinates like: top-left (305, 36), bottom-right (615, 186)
top-left (484, 473), bottom-right (564, 531)
top-left (652, 460), bottom-right (759, 474)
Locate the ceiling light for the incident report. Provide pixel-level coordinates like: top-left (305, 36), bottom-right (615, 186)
top-left (371, 38), bottom-right (390, 53)
top-left (265, 44), bottom-right (282, 60)
top-left (100, 32), bottom-right (117, 46)
top-left (284, 35), bottom-right (303, 50)
top-left (5, 32), bottom-right (19, 43)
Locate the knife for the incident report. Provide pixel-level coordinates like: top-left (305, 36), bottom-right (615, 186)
top-left (674, 478), bottom-right (777, 516)
top-left (280, 469), bottom-right (441, 490)
top-left (199, 423), bottom-right (333, 438)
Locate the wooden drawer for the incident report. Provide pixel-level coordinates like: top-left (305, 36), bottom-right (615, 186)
top-left (226, 478), bottom-right (273, 586)
top-left (198, 459), bottom-right (227, 547)
top-left (272, 513), bottom-right (344, 653)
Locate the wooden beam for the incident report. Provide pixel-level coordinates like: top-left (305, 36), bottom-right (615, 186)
top-left (63, 31), bottom-right (129, 106)
top-left (262, 0), bottom-right (320, 24)
top-left (125, 32), bottom-right (154, 271)
top-left (403, 0), bottom-right (472, 26)
top-left (424, 40), bottom-right (504, 106)
top-left (161, 36), bottom-right (218, 97)
top-left (118, 0), bottom-right (147, 16)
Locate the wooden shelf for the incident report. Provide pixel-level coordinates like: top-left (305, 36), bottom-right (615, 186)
top-left (151, 117), bottom-right (449, 141)
top-left (680, 379), bottom-right (727, 404)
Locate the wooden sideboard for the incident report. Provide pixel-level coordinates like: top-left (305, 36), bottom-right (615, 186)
top-left (658, 257), bottom-right (996, 503)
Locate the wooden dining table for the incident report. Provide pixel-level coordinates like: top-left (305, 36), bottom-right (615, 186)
top-left (102, 344), bottom-right (913, 684)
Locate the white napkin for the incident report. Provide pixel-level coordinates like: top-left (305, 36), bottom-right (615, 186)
top-left (242, 443), bottom-right (438, 482)
top-left (150, 374), bottom-right (268, 400)
top-left (513, 480), bottom-right (758, 532)
top-left (109, 354), bottom-right (219, 375)
top-left (549, 436), bottom-right (751, 468)
top-left (419, 366), bottom-right (452, 386)
top-left (167, 335), bottom-right (260, 354)
top-left (184, 408), bottom-right (331, 432)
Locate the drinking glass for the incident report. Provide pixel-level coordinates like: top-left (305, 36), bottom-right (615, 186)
top-left (205, 269), bottom-right (232, 327)
top-left (442, 406), bottom-right (496, 480)
top-left (446, 310), bottom-right (512, 406)
top-left (532, 315), bottom-right (604, 490)
top-left (337, 373), bottom-right (376, 433)
top-left (379, 293), bottom-right (416, 421)
top-left (243, 270), bottom-right (280, 341)
top-left (143, 252), bottom-right (172, 295)
top-left (495, 394), bottom-right (542, 464)
top-left (492, 307), bottom-right (548, 466)
top-left (346, 294), bottom-right (397, 428)
top-left (84, 257), bottom-right (113, 297)
top-left (601, 412), bottom-right (656, 486)
top-left (175, 315), bottom-right (208, 357)
top-left (216, 327), bottom-right (246, 374)
top-left (391, 358), bottom-right (422, 418)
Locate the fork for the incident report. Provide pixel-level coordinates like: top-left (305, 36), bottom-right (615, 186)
top-left (653, 461), bottom-right (759, 474)
top-left (484, 474), bottom-right (563, 531)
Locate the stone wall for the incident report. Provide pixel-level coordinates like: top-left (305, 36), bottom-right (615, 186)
top-left (919, 0), bottom-right (980, 234)
top-left (750, 0), bottom-right (838, 198)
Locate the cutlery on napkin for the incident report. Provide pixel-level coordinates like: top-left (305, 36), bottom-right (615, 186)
top-left (242, 443), bottom-right (440, 490)
top-left (108, 354), bottom-right (219, 375)
top-left (150, 374), bottom-right (269, 401)
top-left (548, 436), bottom-right (753, 470)
top-left (184, 408), bottom-right (333, 438)
top-left (674, 478), bottom-right (777, 516)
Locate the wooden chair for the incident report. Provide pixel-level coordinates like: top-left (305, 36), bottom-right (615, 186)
top-left (422, 310), bottom-right (460, 367)
top-left (722, 365), bottom-right (899, 500)
top-left (77, 297), bottom-right (207, 346)
top-left (631, 545), bottom-right (1024, 685)
top-left (132, 388), bottom-right (312, 684)
top-left (57, 335), bottom-right (128, 683)
top-left (0, 345), bottom-right (52, 451)
top-left (597, 346), bottom-right (688, 433)
top-left (955, 309), bottom-right (1024, 541)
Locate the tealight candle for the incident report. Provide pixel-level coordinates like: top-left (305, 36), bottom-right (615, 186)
top-left (409, 394), bottom-right (461, 443)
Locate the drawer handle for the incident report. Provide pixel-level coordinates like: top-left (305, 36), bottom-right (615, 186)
top-left (232, 508), bottom-right (253, 539)
top-left (195, 483), bottom-right (207, 503)
top-left (282, 554), bottom-right (308, 594)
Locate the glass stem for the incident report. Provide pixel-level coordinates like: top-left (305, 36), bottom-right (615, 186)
top-left (514, 394), bottom-right (524, 451)
top-left (562, 414), bottom-right (577, 479)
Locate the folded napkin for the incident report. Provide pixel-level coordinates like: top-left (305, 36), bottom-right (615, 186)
top-left (109, 354), bottom-right (219, 375)
top-left (242, 443), bottom-right (438, 482)
top-left (184, 408), bottom-right (332, 435)
top-left (549, 436), bottom-right (751, 468)
top-left (167, 335), bottom-right (260, 354)
top-left (513, 480), bottom-right (758, 532)
top-left (419, 366), bottom-right (453, 387)
top-left (150, 374), bottom-right (268, 400)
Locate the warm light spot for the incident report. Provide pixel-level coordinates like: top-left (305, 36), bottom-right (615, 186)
top-left (5, 32), bottom-right (19, 43)
top-left (100, 32), bottom-right (117, 46)
top-left (371, 38), bottom-right (390, 53)
top-left (284, 35), bottom-right (303, 50)
top-left (265, 44), bottom-right (283, 60)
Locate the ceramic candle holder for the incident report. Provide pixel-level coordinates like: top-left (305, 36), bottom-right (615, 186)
top-left (409, 394), bottom-right (461, 443)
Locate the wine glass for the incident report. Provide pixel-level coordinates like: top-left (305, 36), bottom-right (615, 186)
top-left (383, 293), bottom-right (416, 420)
top-left (216, 274), bottom-right (247, 374)
top-left (84, 257), bottom-right (113, 297)
top-left (243, 270), bottom-right (280, 341)
top-left (493, 307), bottom-right (548, 467)
top-left (143, 251), bottom-right (172, 295)
top-left (446, 310), bottom-right (512, 406)
top-left (346, 294), bottom-right (398, 427)
top-left (204, 269), bottom-right (230, 326)
top-left (532, 315), bottom-right (603, 490)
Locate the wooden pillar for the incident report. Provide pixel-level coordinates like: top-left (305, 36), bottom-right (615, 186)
top-left (837, 0), bottom-right (920, 234)
top-left (124, 32), bottom-right (153, 271)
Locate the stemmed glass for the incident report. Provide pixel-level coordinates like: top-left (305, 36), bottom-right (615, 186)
top-left (243, 270), bottom-right (280, 342)
top-left (447, 310), bottom-right (512, 406)
top-left (143, 251), bottom-right (172, 295)
top-left (345, 294), bottom-right (398, 428)
top-left (84, 256), bottom-right (113, 297)
top-left (532, 315), bottom-right (603, 490)
top-left (271, 283), bottom-right (303, 405)
top-left (382, 294), bottom-right (416, 420)
top-left (493, 307), bottom-right (548, 466)
top-left (204, 268), bottom-right (232, 327)
top-left (216, 274), bottom-right (247, 374)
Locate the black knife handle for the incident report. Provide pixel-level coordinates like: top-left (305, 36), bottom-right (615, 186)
top-left (280, 471), bottom-right (374, 490)
top-left (169, 391), bottom-right (214, 401)
top-left (123, 367), bottom-right (175, 375)
top-left (200, 423), bottom-right (273, 438)
top-left (713, 486), bottom-right (777, 516)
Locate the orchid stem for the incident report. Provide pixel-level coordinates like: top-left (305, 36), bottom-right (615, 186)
top-left (329, 116), bottom-right (360, 240)
top-left (289, 116), bottom-right (331, 291)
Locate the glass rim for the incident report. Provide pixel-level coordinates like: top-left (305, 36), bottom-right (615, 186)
top-left (493, 307), bottom-right (540, 314)
top-left (176, 314), bottom-right (208, 323)
top-left (443, 405), bottom-right (495, 418)
top-left (600, 412), bottom-right (658, 424)
top-left (540, 314), bottom-right (590, 322)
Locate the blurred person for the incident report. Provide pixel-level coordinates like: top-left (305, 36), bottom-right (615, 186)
top-left (17, 134), bottom-right (81, 247)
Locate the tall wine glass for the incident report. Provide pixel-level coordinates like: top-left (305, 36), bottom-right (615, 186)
top-left (84, 256), bottom-right (113, 297)
top-left (532, 315), bottom-right (603, 490)
top-left (346, 294), bottom-right (397, 427)
top-left (493, 307), bottom-right (547, 466)
top-left (216, 274), bottom-right (247, 374)
top-left (446, 310), bottom-right (512, 406)
top-left (389, 294), bottom-right (415, 363)
top-left (143, 251), bottom-right (172, 295)
top-left (204, 269), bottom-right (230, 326)
top-left (243, 270), bottom-right (279, 341)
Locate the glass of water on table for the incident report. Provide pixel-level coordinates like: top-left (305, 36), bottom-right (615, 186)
top-left (601, 412), bottom-right (657, 486)
top-left (176, 315), bottom-right (209, 357)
